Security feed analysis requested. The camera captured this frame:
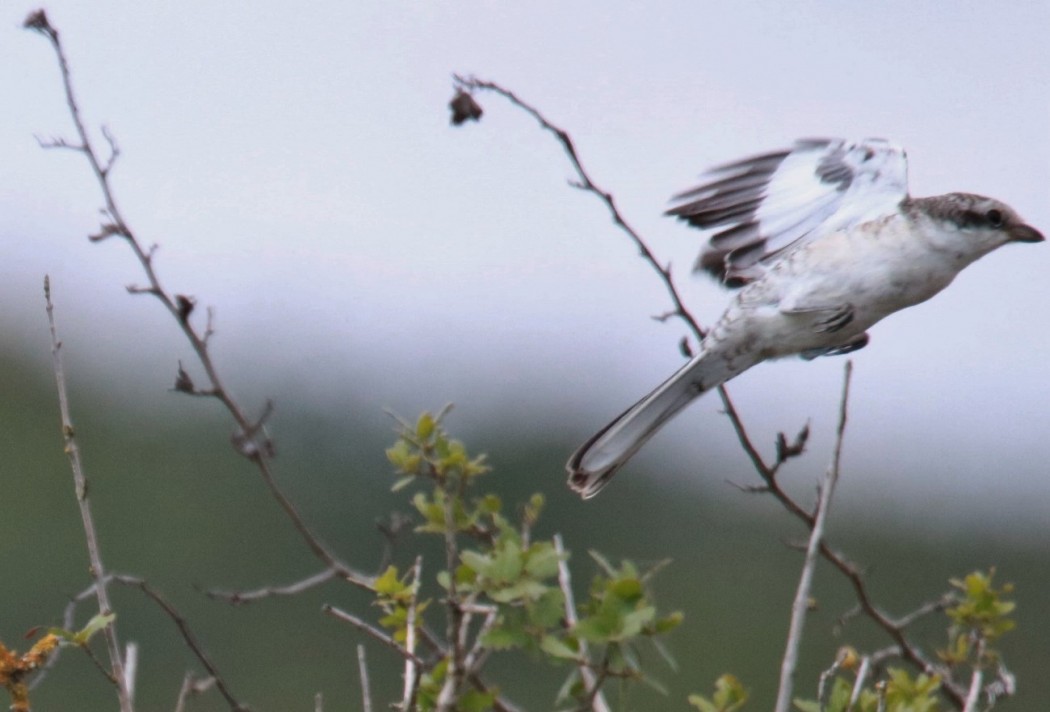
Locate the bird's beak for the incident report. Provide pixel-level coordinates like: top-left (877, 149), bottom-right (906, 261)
top-left (1009, 224), bottom-right (1045, 243)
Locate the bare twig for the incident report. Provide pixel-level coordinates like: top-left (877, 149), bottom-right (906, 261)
top-left (774, 361), bottom-right (853, 712)
top-left (174, 673), bottom-right (216, 712)
top-left (461, 605), bottom-right (498, 679)
top-left (42, 276), bottom-right (133, 712)
top-left (850, 654), bottom-right (872, 710)
top-left (986, 665), bottom-right (1015, 706)
top-left (110, 575), bottom-right (249, 711)
top-left (453, 74), bottom-right (706, 343)
top-left (435, 486), bottom-right (465, 712)
top-left (402, 556), bottom-right (423, 711)
top-left (25, 7), bottom-right (374, 593)
top-left (962, 668), bottom-right (982, 712)
top-left (960, 637), bottom-right (987, 712)
top-left (322, 605), bottom-right (424, 666)
top-left (816, 650), bottom-right (846, 712)
top-left (554, 534), bottom-right (610, 712)
top-left (357, 645), bottom-right (373, 712)
top-left (124, 642), bottom-right (139, 705)
top-left (203, 568), bottom-right (340, 605)
top-left (892, 595), bottom-right (954, 629)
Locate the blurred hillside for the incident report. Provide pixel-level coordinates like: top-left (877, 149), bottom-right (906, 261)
top-left (2, 335), bottom-right (1047, 711)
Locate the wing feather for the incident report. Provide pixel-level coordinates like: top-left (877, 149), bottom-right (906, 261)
top-left (667, 138), bottom-right (910, 285)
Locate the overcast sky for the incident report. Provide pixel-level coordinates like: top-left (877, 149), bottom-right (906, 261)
top-left (2, 2), bottom-right (1048, 518)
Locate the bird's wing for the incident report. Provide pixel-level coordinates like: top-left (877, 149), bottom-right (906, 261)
top-left (666, 138), bottom-right (909, 285)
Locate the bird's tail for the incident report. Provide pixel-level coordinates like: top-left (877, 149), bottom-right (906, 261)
top-left (566, 346), bottom-right (751, 498)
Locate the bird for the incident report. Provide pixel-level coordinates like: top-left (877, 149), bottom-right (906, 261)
top-left (566, 137), bottom-right (1044, 499)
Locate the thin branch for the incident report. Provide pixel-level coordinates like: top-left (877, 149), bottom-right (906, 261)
top-left (174, 673), bottom-right (216, 712)
top-left (850, 655), bottom-right (872, 710)
top-left (322, 605), bottom-right (424, 666)
top-left (774, 361), bottom-right (853, 712)
top-left (401, 556), bottom-right (423, 711)
top-left (173, 672), bottom-right (194, 712)
top-left (124, 642), bottom-right (139, 706)
top-left (25, 6), bottom-right (374, 594)
top-left (42, 276), bottom-right (133, 712)
top-left (203, 568), bottom-right (340, 605)
top-left (962, 667), bottom-right (982, 712)
top-left (435, 486), bottom-right (465, 712)
top-left (461, 605), bottom-right (498, 679)
top-left (816, 652), bottom-right (845, 712)
top-left (453, 74), bottom-right (705, 342)
top-left (986, 665), bottom-right (1015, 706)
top-left (110, 575), bottom-right (249, 711)
top-left (554, 534), bottom-right (610, 712)
top-left (891, 595), bottom-right (954, 629)
top-left (357, 645), bottom-right (373, 712)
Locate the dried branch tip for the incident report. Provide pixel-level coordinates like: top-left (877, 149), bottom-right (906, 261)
top-left (175, 294), bottom-right (196, 323)
top-left (775, 423), bottom-right (810, 462)
top-left (23, 9), bottom-right (56, 39)
top-left (449, 89), bottom-right (483, 126)
top-left (89, 222), bottom-right (126, 242)
top-left (173, 362), bottom-right (195, 394)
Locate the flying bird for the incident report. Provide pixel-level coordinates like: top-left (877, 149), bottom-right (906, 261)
top-left (567, 138), bottom-right (1043, 499)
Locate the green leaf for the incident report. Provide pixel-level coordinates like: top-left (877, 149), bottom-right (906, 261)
top-left (609, 577), bottom-right (644, 603)
top-left (528, 492), bottom-right (544, 511)
top-left (416, 412), bottom-right (436, 440)
top-left (72, 612), bottom-right (116, 645)
top-left (690, 674), bottom-right (748, 712)
top-left (489, 579), bottom-right (548, 603)
top-left (413, 491), bottom-right (447, 533)
top-left (574, 612), bottom-right (615, 642)
top-left (391, 475), bottom-right (416, 492)
top-left (385, 441), bottom-right (409, 468)
top-left (524, 542), bottom-right (562, 579)
top-left (478, 493), bottom-right (502, 514)
top-left (487, 542), bottom-right (523, 583)
top-left (373, 566), bottom-right (403, 596)
top-left (481, 624), bottom-right (530, 650)
top-left (540, 634), bottom-right (580, 660)
top-left (621, 605), bottom-right (656, 638)
top-left (654, 610), bottom-right (684, 633)
top-left (459, 688), bottom-right (496, 712)
top-left (527, 588), bottom-right (566, 629)
top-left (460, 550), bottom-right (492, 577)
top-left (688, 694), bottom-right (720, 712)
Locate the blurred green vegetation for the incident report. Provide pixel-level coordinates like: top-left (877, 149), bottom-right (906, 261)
top-left (1, 344), bottom-right (1047, 711)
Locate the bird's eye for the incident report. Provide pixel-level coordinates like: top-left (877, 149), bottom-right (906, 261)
top-left (986, 208), bottom-right (1004, 227)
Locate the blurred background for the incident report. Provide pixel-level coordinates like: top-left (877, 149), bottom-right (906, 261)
top-left (1, 1), bottom-right (1048, 709)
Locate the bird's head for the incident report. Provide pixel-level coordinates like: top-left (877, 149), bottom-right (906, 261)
top-left (912, 193), bottom-right (1044, 257)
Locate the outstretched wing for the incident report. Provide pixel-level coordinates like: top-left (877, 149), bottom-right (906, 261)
top-left (666, 138), bottom-right (909, 285)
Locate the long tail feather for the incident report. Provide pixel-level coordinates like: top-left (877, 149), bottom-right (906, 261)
top-left (566, 349), bottom-right (740, 498)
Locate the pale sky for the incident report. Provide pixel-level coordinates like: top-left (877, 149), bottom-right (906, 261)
top-left (2, 2), bottom-right (1048, 519)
